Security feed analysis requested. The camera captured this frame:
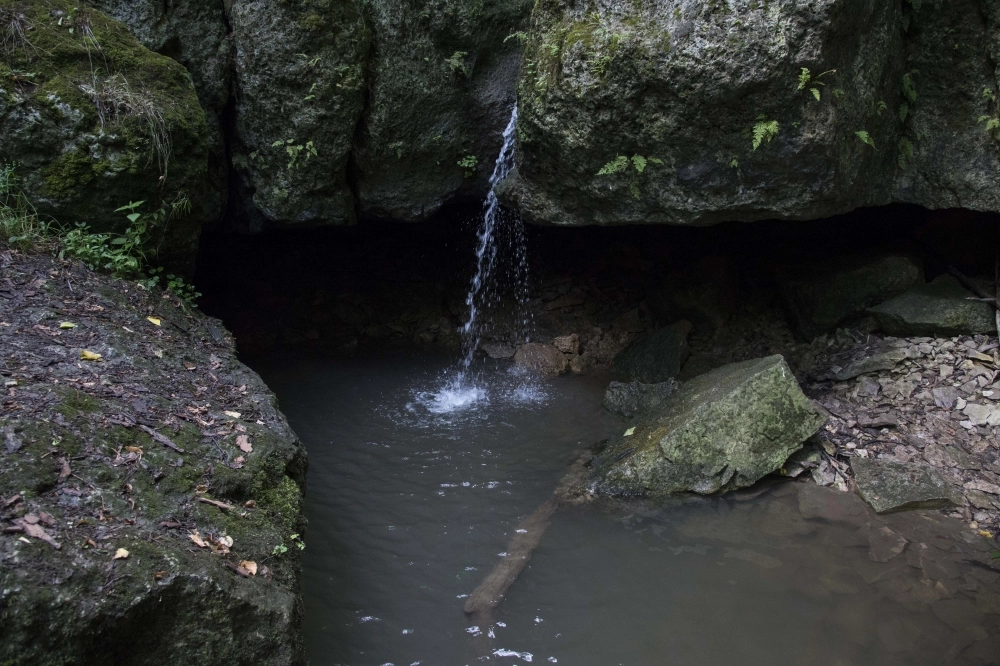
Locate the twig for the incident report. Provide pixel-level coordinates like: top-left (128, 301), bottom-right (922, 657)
top-left (138, 424), bottom-right (185, 453)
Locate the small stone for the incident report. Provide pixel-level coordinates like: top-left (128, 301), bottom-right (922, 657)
top-left (869, 275), bottom-right (997, 337)
top-left (851, 457), bottom-right (963, 513)
top-left (965, 479), bottom-right (1000, 496)
top-left (836, 348), bottom-right (909, 381)
top-left (932, 387), bottom-right (960, 410)
top-left (963, 403), bottom-right (1000, 427)
top-left (481, 342), bottom-right (515, 359)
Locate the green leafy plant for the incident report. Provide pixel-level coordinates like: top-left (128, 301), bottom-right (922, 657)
top-left (0, 164), bottom-right (48, 251)
top-left (797, 67), bottom-right (836, 101)
top-left (979, 86), bottom-right (1000, 139)
top-left (142, 268), bottom-right (201, 305)
top-left (752, 116), bottom-right (779, 150)
top-left (457, 154), bottom-right (478, 177)
top-left (272, 534), bottom-right (305, 557)
top-left (504, 31), bottom-right (527, 44)
top-left (446, 51), bottom-right (469, 77)
top-left (855, 130), bottom-right (875, 149)
top-left (876, 100), bottom-right (888, 117)
top-left (272, 139), bottom-right (318, 170)
top-left (597, 154), bottom-right (663, 199)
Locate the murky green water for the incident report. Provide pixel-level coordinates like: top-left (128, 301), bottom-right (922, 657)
top-left (252, 351), bottom-right (1000, 666)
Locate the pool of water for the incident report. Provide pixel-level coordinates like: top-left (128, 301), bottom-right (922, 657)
top-left (252, 350), bottom-right (1000, 666)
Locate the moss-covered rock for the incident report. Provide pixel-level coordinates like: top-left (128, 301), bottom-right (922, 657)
top-left (506, 0), bottom-right (903, 226)
top-left (0, 251), bottom-right (307, 665)
top-left (79, 0), bottom-right (232, 225)
top-left (0, 0), bottom-right (210, 269)
top-left (591, 355), bottom-right (825, 497)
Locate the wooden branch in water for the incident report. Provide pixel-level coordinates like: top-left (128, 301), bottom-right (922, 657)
top-left (463, 451), bottom-right (593, 620)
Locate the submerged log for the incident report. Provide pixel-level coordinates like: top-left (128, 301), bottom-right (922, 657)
top-left (463, 450), bottom-right (592, 622)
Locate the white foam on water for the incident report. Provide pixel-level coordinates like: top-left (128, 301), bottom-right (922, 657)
top-left (494, 649), bottom-right (533, 662)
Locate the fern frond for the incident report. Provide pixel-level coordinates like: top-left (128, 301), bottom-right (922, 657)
top-left (797, 68), bottom-right (811, 90)
top-left (902, 73), bottom-right (918, 104)
top-left (631, 154), bottom-right (648, 174)
top-left (597, 155), bottom-right (629, 175)
top-left (899, 103), bottom-right (909, 123)
top-left (876, 101), bottom-right (887, 117)
top-left (984, 86), bottom-right (997, 103)
top-left (752, 119), bottom-right (779, 151)
top-left (855, 130), bottom-right (875, 149)
top-left (810, 88), bottom-right (821, 101)
top-left (648, 157), bottom-right (663, 165)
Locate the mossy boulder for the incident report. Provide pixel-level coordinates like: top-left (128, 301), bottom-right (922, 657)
top-left (506, 0), bottom-right (903, 226)
top-left (868, 275), bottom-right (998, 337)
top-left (0, 251), bottom-right (307, 665)
top-left (0, 0), bottom-right (210, 269)
top-left (590, 355), bottom-right (825, 497)
top-left (80, 0), bottom-right (232, 224)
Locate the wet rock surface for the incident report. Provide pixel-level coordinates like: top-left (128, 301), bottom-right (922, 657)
top-left (0, 251), bottom-right (307, 665)
top-left (512, 342), bottom-right (567, 377)
top-left (591, 355), bottom-right (825, 497)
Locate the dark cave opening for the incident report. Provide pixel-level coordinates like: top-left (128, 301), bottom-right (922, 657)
top-left (194, 202), bottom-right (1000, 358)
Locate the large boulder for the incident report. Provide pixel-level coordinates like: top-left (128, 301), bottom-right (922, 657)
top-left (590, 355), bottom-right (825, 497)
top-left (868, 275), bottom-right (997, 337)
top-left (0, 0), bottom-right (210, 269)
top-left (611, 320), bottom-right (692, 383)
top-left (505, 0), bottom-right (903, 226)
top-left (777, 254), bottom-right (922, 340)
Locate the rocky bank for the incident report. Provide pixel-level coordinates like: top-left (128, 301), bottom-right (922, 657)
top-left (0, 249), bottom-right (307, 665)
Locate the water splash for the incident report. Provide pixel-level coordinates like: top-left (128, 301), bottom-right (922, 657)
top-left (415, 106), bottom-right (537, 414)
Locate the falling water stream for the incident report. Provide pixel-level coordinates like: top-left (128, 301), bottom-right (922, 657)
top-left (417, 106), bottom-right (534, 415)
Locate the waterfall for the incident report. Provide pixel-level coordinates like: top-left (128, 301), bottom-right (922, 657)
top-left (458, 105), bottom-right (529, 374)
top-left (416, 106), bottom-right (535, 414)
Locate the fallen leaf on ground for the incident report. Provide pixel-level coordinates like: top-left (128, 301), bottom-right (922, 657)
top-left (80, 350), bottom-right (102, 361)
top-left (218, 535), bottom-right (234, 549)
top-left (15, 519), bottom-right (60, 549)
top-left (183, 362), bottom-right (197, 371)
top-left (189, 531), bottom-right (208, 548)
top-left (147, 317), bottom-right (161, 326)
top-left (239, 560), bottom-right (258, 576)
top-left (153, 571), bottom-right (168, 580)
top-left (124, 446), bottom-right (142, 454)
top-left (623, 427), bottom-right (635, 437)
top-left (113, 548), bottom-right (129, 560)
top-left (59, 322), bottom-right (76, 329)
top-left (237, 434), bottom-right (252, 453)
top-left (224, 411), bottom-right (241, 419)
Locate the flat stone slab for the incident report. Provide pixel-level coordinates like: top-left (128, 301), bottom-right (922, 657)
top-left (868, 275), bottom-right (996, 337)
top-left (591, 355), bottom-right (825, 497)
top-left (851, 457), bottom-right (963, 513)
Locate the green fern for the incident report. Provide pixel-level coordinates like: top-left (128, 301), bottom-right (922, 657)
top-left (752, 117), bottom-right (779, 151)
top-left (876, 101), bottom-right (888, 117)
top-left (855, 130), bottom-right (875, 149)
top-left (984, 87), bottom-right (997, 103)
top-left (899, 103), bottom-right (909, 123)
top-left (979, 115), bottom-right (1000, 137)
top-left (797, 67), bottom-right (836, 101)
top-left (597, 155), bottom-right (629, 175)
